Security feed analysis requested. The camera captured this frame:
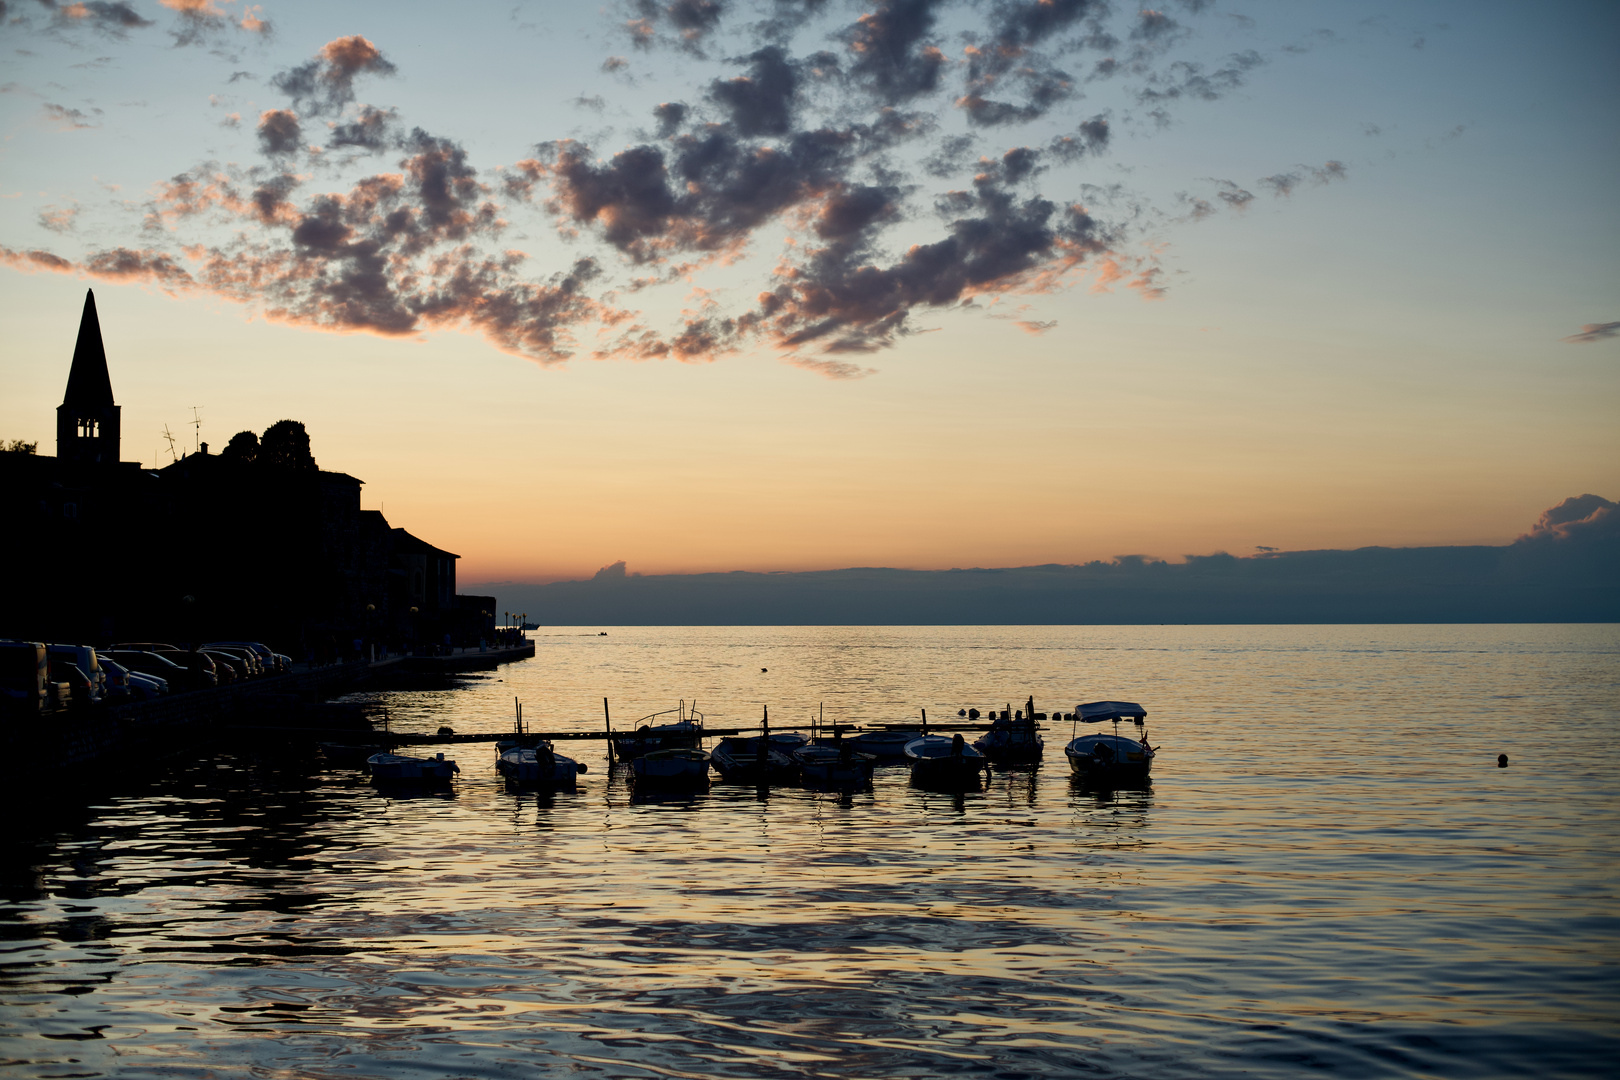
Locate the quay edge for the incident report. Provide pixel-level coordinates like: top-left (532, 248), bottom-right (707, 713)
top-left (6, 641), bottom-right (536, 784)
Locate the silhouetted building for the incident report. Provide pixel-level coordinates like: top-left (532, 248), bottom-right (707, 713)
top-left (56, 290), bottom-right (121, 465)
top-left (2, 289), bottom-right (491, 652)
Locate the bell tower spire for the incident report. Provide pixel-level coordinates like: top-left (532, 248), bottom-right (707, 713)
top-left (57, 288), bottom-right (121, 464)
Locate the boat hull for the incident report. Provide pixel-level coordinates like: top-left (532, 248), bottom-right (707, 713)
top-left (792, 745), bottom-right (874, 786)
top-left (904, 735), bottom-right (989, 789)
top-left (837, 730), bottom-right (920, 763)
top-left (711, 737), bottom-right (799, 784)
top-left (631, 748), bottom-right (711, 785)
top-left (497, 745), bottom-right (584, 786)
top-left (973, 726), bottom-right (1044, 763)
top-left (367, 752), bottom-right (459, 782)
top-left (1064, 733), bottom-right (1153, 785)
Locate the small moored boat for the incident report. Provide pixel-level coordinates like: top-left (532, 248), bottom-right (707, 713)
top-left (367, 751), bottom-right (459, 782)
top-left (793, 742), bottom-right (875, 786)
top-left (972, 695), bottom-right (1045, 763)
top-left (496, 743), bottom-right (586, 786)
top-left (632, 747), bottom-right (712, 786)
top-left (711, 705), bottom-right (805, 784)
top-left (1063, 701), bottom-right (1154, 785)
top-left (904, 733), bottom-right (990, 789)
top-left (840, 727), bottom-right (923, 763)
top-left (612, 701), bottom-right (705, 761)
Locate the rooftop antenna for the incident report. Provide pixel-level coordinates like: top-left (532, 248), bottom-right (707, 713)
top-left (161, 424), bottom-right (179, 463)
top-left (190, 406), bottom-right (203, 454)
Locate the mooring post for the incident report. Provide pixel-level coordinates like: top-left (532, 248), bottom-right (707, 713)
top-left (603, 697), bottom-right (615, 765)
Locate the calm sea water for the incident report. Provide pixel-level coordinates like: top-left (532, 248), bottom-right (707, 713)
top-left (3, 625), bottom-right (1616, 1079)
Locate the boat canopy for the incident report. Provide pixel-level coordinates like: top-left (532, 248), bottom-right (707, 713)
top-left (1076, 701), bottom-right (1146, 722)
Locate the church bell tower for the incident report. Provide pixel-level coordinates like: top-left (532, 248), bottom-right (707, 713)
top-left (56, 289), bottom-right (121, 465)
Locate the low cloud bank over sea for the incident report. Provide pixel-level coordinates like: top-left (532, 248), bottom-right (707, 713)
top-left (479, 496), bottom-right (1619, 625)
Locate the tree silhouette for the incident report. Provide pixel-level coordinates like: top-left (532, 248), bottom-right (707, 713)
top-left (259, 420), bottom-right (316, 472)
top-left (221, 430), bottom-right (259, 464)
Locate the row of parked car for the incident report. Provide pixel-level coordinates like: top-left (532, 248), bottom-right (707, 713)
top-left (0, 639), bottom-right (292, 715)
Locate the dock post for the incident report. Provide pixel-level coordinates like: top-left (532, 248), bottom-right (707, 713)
top-left (603, 697), bottom-right (615, 765)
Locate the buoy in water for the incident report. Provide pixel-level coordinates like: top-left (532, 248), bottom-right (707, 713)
top-left (1497, 754), bottom-right (1508, 768)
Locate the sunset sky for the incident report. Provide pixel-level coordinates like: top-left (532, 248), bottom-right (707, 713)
top-left (2, 0), bottom-right (1616, 584)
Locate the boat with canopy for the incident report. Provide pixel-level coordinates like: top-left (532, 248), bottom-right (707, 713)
top-left (1063, 701), bottom-right (1154, 785)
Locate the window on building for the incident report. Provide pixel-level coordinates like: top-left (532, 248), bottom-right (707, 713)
top-left (78, 418), bottom-right (99, 438)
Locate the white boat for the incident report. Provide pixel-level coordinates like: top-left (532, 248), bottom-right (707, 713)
top-left (496, 742), bottom-right (586, 786)
top-left (612, 701), bottom-right (705, 761)
top-left (972, 695), bottom-right (1045, 763)
top-left (366, 751), bottom-right (459, 781)
top-left (1063, 701), bottom-right (1154, 785)
top-left (792, 743), bottom-right (874, 786)
top-left (904, 733), bottom-right (989, 788)
top-left (631, 747), bottom-right (711, 785)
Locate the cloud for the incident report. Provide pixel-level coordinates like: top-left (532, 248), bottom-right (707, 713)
top-left (1259, 160), bottom-right (1348, 197)
top-left (37, 202), bottom-right (79, 233)
top-left (843, 0), bottom-right (948, 102)
top-left (1562, 321), bottom-right (1620, 344)
top-left (536, 109), bottom-right (928, 265)
top-left (1136, 50), bottom-right (1265, 109)
top-left (627, 0), bottom-right (725, 53)
top-left (1208, 178), bottom-right (1253, 210)
top-left (42, 103), bottom-right (101, 130)
top-left (159, 0), bottom-right (268, 46)
top-left (1047, 117), bottom-right (1110, 162)
top-left (272, 36), bottom-right (397, 116)
top-left (744, 160), bottom-right (1113, 353)
top-left (54, 1), bottom-right (153, 36)
top-left (256, 109), bottom-right (301, 156)
top-left (0, 245), bottom-right (76, 274)
top-left (708, 46), bottom-right (800, 137)
top-left (83, 246), bottom-right (195, 291)
top-left (784, 355), bottom-right (877, 379)
top-left (1516, 494), bottom-right (1619, 544)
top-left (652, 100), bottom-right (688, 137)
top-left (1014, 319), bottom-right (1056, 334)
top-left (326, 105), bottom-right (397, 152)
top-left (0, 1), bottom-right (1367, 372)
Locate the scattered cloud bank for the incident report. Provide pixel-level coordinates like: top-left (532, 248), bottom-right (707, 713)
top-left (5, 2), bottom-right (1358, 373)
top-left (479, 496), bottom-right (1620, 624)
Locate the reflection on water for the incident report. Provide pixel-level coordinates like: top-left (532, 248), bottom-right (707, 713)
top-left (2, 625), bottom-right (1618, 1078)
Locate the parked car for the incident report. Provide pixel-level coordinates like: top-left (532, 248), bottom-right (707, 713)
top-left (110, 641), bottom-right (181, 653)
top-left (205, 641), bottom-right (284, 674)
top-left (203, 645), bottom-right (262, 677)
top-left (0, 640), bottom-right (48, 716)
top-left (200, 650), bottom-right (241, 683)
top-left (153, 649), bottom-right (218, 687)
top-left (101, 650), bottom-right (206, 692)
top-left (45, 644), bottom-right (105, 704)
top-left (98, 655), bottom-right (133, 700)
top-left (48, 659), bottom-right (95, 709)
top-left (125, 669), bottom-right (168, 699)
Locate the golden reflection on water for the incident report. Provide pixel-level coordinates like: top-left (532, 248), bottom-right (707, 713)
top-left (2, 625), bottom-right (1617, 1078)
